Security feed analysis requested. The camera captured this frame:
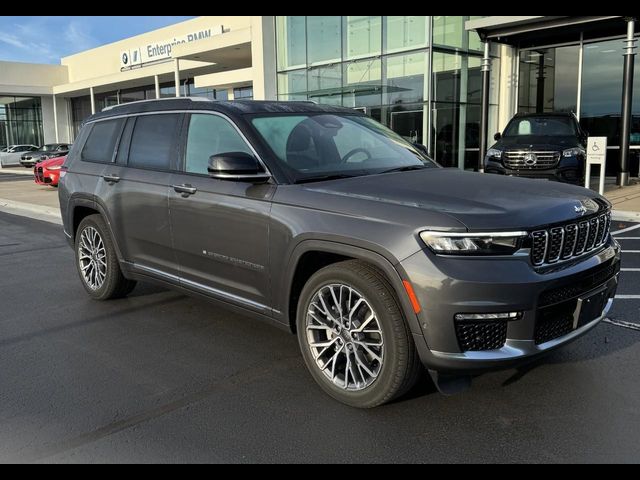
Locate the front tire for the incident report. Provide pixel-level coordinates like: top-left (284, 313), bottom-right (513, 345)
top-left (296, 260), bottom-right (421, 408)
top-left (75, 215), bottom-right (136, 300)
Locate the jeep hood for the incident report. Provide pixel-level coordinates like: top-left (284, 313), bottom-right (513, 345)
top-left (303, 168), bottom-right (606, 231)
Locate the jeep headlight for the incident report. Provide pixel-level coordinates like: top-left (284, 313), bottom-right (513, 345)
top-left (485, 148), bottom-right (503, 160)
top-left (420, 231), bottom-right (527, 256)
top-left (563, 147), bottom-right (586, 157)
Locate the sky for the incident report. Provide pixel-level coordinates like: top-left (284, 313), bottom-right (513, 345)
top-left (0, 16), bottom-right (196, 64)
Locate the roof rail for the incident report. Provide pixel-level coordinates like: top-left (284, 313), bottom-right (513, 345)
top-left (101, 96), bottom-right (213, 112)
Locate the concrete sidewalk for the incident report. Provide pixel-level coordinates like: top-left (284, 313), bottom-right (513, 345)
top-left (0, 176), bottom-right (61, 224)
top-left (599, 177), bottom-right (640, 221)
top-left (0, 167), bottom-right (35, 176)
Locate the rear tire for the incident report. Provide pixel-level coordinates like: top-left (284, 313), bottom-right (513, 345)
top-left (75, 215), bottom-right (136, 300)
top-left (296, 260), bottom-right (421, 408)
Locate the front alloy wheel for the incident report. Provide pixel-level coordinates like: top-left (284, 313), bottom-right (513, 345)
top-left (306, 284), bottom-right (384, 391)
top-left (297, 260), bottom-right (421, 408)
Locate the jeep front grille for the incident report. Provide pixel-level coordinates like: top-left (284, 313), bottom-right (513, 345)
top-left (504, 150), bottom-right (560, 170)
top-left (530, 212), bottom-right (611, 266)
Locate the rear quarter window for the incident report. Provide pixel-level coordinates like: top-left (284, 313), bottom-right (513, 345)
top-left (128, 114), bottom-right (181, 171)
top-left (81, 119), bottom-right (124, 163)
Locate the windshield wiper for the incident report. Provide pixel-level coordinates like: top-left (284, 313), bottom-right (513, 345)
top-left (378, 165), bottom-right (428, 175)
top-left (295, 174), bottom-right (361, 184)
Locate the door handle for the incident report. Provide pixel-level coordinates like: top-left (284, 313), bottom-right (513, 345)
top-left (102, 174), bottom-right (120, 184)
top-left (172, 184), bottom-right (197, 197)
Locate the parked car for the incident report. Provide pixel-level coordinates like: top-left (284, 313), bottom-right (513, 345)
top-left (20, 144), bottom-right (71, 168)
top-left (485, 112), bottom-right (587, 184)
top-left (0, 144), bottom-right (39, 168)
top-left (34, 155), bottom-right (66, 187)
top-left (59, 99), bottom-right (620, 408)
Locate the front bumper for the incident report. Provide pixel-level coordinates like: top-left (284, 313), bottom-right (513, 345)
top-left (21, 158), bottom-right (41, 167)
top-left (401, 239), bottom-right (621, 374)
top-left (34, 166), bottom-right (59, 186)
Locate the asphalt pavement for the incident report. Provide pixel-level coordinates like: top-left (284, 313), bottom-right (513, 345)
top-left (0, 212), bottom-right (639, 463)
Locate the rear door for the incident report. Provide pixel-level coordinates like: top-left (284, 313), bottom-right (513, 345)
top-left (168, 112), bottom-right (275, 313)
top-left (99, 113), bottom-right (183, 277)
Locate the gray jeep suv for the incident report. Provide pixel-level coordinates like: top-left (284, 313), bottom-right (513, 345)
top-left (59, 98), bottom-right (621, 408)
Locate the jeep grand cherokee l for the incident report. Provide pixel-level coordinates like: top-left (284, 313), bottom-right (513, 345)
top-left (485, 112), bottom-right (587, 184)
top-left (59, 98), bottom-right (621, 408)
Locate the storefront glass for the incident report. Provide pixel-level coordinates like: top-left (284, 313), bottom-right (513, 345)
top-left (0, 96), bottom-right (44, 147)
top-left (275, 15), bottom-right (495, 169)
top-left (518, 46), bottom-right (580, 114)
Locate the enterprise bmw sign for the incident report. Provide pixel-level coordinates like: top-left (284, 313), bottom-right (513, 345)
top-left (120, 25), bottom-right (224, 69)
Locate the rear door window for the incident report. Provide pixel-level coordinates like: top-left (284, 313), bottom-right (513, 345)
top-left (128, 114), bottom-right (181, 171)
top-left (81, 119), bottom-right (124, 163)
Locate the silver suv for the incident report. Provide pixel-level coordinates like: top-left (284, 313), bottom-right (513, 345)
top-left (59, 98), bottom-right (621, 408)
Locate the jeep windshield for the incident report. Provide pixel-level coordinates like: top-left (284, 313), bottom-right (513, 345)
top-left (250, 114), bottom-right (437, 184)
top-left (503, 116), bottom-right (578, 137)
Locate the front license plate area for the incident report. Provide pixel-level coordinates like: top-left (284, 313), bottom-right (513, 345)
top-left (574, 289), bottom-right (608, 330)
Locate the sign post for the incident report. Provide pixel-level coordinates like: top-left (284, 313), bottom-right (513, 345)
top-left (585, 137), bottom-right (607, 195)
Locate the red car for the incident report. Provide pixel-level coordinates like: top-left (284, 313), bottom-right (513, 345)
top-left (34, 156), bottom-right (66, 187)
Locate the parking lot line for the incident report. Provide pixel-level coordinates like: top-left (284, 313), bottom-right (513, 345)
top-left (604, 318), bottom-right (640, 331)
top-left (616, 237), bottom-right (640, 240)
top-left (621, 250), bottom-right (640, 253)
top-left (615, 295), bottom-right (640, 299)
top-left (621, 268), bottom-right (640, 272)
top-left (612, 224), bottom-right (640, 236)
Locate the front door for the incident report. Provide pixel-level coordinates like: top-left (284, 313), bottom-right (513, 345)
top-left (169, 113), bottom-right (274, 314)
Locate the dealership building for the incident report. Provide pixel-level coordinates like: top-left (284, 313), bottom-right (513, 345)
top-left (1, 15), bottom-right (638, 183)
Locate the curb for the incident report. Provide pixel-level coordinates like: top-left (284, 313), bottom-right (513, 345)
top-left (612, 210), bottom-right (640, 223)
top-left (0, 198), bottom-right (62, 225)
top-left (0, 168), bottom-right (34, 176)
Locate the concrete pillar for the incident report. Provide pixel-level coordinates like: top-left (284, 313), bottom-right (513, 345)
top-left (174, 59), bottom-right (181, 98)
top-left (53, 95), bottom-right (59, 143)
top-left (90, 87), bottom-right (96, 114)
top-left (155, 75), bottom-right (160, 99)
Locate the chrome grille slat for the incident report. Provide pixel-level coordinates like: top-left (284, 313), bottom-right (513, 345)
top-left (562, 224), bottom-right (578, 259)
top-left (504, 150), bottom-right (561, 170)
top-left (529, 212), bottom-right (611, 267)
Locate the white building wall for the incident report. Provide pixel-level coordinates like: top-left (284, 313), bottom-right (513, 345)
top-left (41, 96), bottom-right (71, 144)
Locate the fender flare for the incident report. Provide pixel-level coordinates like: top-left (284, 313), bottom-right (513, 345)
top-left (283, 239), bottom-right (423, 336)
top-left (68, 194), bottom-right (126, 263)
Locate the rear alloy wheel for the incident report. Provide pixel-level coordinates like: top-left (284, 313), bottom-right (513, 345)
top-left (75, 215), bottom-right (136, 300)
top-left (297, 260), bottom-right (421, 408)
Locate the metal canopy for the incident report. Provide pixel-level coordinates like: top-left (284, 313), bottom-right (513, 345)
top-left (466, 16), bottom-right (625, 45)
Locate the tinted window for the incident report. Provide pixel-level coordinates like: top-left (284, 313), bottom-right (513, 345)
top-left (184, 114), bottom-right (253, 174)
top-left (129, 114), bottom-right (181, 170)
top-left (81, 119), bottom-right (124, 163)
top-left (504, 117), bottom-right (577, 137)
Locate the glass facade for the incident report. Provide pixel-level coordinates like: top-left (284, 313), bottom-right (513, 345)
top-left (518, 36), bottom-right (640, 175)
top-left (0, 96), bottom-right (44, 148)
top-left (275, 15), bottom-right (496, 170)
